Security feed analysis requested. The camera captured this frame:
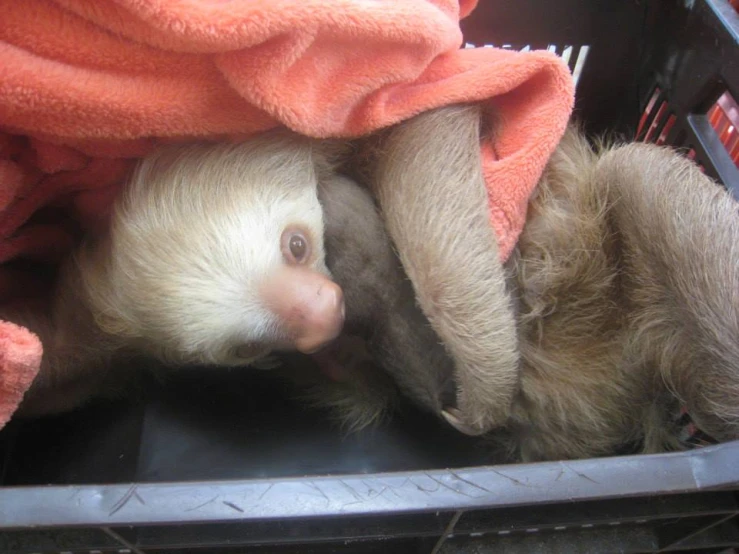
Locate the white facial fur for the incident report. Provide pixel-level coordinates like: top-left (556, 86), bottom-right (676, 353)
top-left (79, 134), bottom-right (330, 367)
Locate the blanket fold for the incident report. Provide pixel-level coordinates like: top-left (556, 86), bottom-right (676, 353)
top-left (0, 0), bottom-right (575, 427)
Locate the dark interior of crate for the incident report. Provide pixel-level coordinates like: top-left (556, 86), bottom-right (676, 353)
top-left (1, 0), bottom-right (738, 552)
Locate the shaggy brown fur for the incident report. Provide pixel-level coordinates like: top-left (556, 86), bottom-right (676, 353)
top-left (330, 104), bottom-right (739, 461)
top-left (510, 122), bottom-right (739, 460)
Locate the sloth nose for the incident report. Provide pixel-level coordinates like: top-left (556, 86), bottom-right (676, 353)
top-left (260, 266), bottom-right (345, 354)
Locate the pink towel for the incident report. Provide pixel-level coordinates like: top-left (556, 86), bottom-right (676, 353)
top-left (0, 320), bottom-right (42, 428)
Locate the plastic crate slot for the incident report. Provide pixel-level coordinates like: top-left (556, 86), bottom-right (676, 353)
top-left (646, 100), bottom-right (670, 142)
top-left (686, 112), bottom-right (739, 192)
top-left (640, 96), bottom-right (673, 143)
top-left (561, 45), bottom-right (583, 73)
top-left (637, 87), bottom-right (665, 140)
top-left (656, 114), bottom-right (678, 145)
top-left (462, 43), bottom-right (590, 86)
top-left (708, 90), bottom-right (739, 168)
top-left (571, 45), bottom-right (590, 84)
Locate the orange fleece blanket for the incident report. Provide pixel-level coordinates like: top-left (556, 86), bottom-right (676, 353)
top-left (0, 0), bottom-right (574, 427)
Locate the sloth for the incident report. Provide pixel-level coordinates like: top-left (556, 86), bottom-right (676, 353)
top-left (5, 104), bottom-right (738, 462)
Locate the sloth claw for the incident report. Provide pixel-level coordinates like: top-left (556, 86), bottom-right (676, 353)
top-left (441, 407), bottom-right (489, 436)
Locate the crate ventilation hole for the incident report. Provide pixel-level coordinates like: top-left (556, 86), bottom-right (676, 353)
top-left (638, 87), bottom-right (739, 172)
top-left (464, 43), bottom-right (590, 86)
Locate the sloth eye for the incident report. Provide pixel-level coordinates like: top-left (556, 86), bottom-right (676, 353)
top-left (281, 226), bottom-right (311, 264)
top-left (289, 234), bottom-right (307, 259)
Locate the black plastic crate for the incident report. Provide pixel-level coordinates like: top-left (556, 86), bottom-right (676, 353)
top-left (1, 0), bottom-right (738, 552)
